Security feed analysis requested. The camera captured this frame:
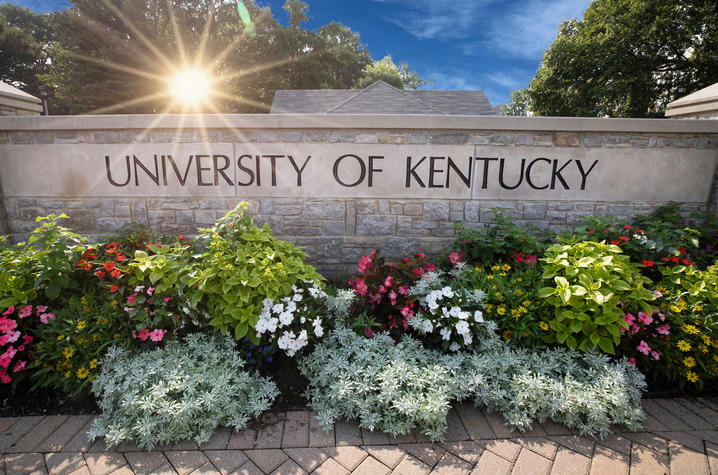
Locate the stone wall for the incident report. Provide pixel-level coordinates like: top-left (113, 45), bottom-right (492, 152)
top-left (1, 114), bottom-right (716, 275)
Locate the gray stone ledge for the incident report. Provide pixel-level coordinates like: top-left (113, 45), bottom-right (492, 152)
top-left (2, 114), bottom-right (717, 134)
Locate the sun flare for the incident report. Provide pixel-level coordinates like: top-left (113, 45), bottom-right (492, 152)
top-left (168, 68), bottom-right (214, 108)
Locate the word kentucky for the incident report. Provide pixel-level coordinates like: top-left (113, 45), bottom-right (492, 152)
top-left (104, 153), bottom-right (599, 191)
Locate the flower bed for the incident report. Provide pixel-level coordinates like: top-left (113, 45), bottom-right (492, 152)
top-left (0, 202), bottom-right (716, 446)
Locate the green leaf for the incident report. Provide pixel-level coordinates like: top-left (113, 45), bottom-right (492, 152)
top-left (561, 288), bottom-right (572, 304)
top-left (554, 276), bottom-right (569, 288)
top-left (538, 287), bottom-right (555, 299)
top-left (45, 283), bottom-right (61, 299)
top-left (612, 279), bottom-right (630, 291)
top-left (597, 337), bottom-right (614, 354)
top-left (234, 321), bottom-right (248, 339)
top-left (149, 272), bottom-right (163, 284)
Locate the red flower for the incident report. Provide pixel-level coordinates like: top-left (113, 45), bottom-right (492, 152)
top-left (584, 230), bottom-right (596, 234)
top-left (110, 269), bottom-right (122, 279)
top-left (682, 258), bottom-right (694, 266)
top-left (103, 261), bottom-right (116, 272)
top-left (178, 236), bottom-right (185, 240)
top-left (642, 260), bottom-right (654, 267)
top-left (671, 256), bottom-right (680, 263)
top-left (662, 257), bottom-right (671, 262)
top-left (622, 225), bottom-right (632, 229)
top-left (109, 285), bottom-right (119, 293)
top-left (611, 240), bottom-right (620, 245)
top-left (115, 252), bottom-right (127, 262)
top-left (635, 229), bottom-right (645, 234)
top-left (618, 236), bottom-right (629, 242)
top-left (678, 247), bottom-right (687, 255)
top-left (76, 259), bottom-right (86, 268)
top-left (83, 249), bottom-right (97, 259)
top-left (95, 270), bottom-right (106, 279)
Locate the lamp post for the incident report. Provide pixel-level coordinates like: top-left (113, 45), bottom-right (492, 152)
top-left (39, 87), bottom-right (49, 115)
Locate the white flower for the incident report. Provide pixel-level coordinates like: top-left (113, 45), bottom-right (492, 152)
top-left (422, 319), bottom-right (434, 333)
top-left (292, 293), bottom-right (303, 302)
top-left (272, 303), bottom-right (284, 314)
top-left (449, 342), bottom-right (460, 352)
top-left (134, 285), bottom-right (145, 292)
top-left (441, 286), bottom-right (454, 298)
top-left (449, 306), bottom-right (462, 318)
top-left (278, 311), bottom-right (293, 326)
top-left (458, 311), bottom-right (470, 320)
top-left (313, 317), bottom-right (324, 338)
top-left (463, 333), bottom-right (473, 345)
top-left (300, 317), bottom-right (306, 323)
top-left (286, 301), bottom-right (297, 313)
top-left (440, 327), bottom-right (452, 341)
top-left (262, 298), bottom-right (273, 308)
top-left (455, 320), bottom-right (470, 335)
top-left (474, 310), bottom-right (484, 323)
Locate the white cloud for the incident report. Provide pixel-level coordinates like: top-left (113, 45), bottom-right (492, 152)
top-left (488, 0), bottom-right (593, 59)
top-left (421, 70), bottom-right (507, 106)
top-left (373, 0), bottom-right (592, 58)
top-left (486, 71), bottom-right (527, 90)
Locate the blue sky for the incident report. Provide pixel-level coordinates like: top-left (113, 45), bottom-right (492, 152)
top-left (8, 0), bottom-right (592, 106)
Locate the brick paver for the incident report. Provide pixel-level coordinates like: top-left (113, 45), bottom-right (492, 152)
top-left (0, 397), bottom-right (716, 474)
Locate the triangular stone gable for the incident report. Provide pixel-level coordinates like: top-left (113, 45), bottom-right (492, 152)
top-left (325, 80), bottom-right (444, 114)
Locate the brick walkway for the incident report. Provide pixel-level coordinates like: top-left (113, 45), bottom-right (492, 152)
top-left (1, 398), bottom-right (717, 474)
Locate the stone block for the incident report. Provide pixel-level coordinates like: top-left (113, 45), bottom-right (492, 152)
top-left (256, 130), bottom-right (280, 142)
top-left (356, 199), bottom-right (377, 214)
top-left (303, 201), bottom-right (345, 220)
top-left (406, 132), bottom-right (428, 144)
top-left (303, 131), bottom-right (327, 143)
top-left (553, 133), bottom-right (581, 147)
top-left (430, 133), bottom-right (469, 144)
top-left (281, 131), bottom-right (303, 142)
top-left (9, 132), bottom-right (34, 144)
top-left (523, 202), bottom-right (547, 220)
top-left (148, 210), bottom-right (176, 224)
top-left (583, 134), bottom-right (606, 147)
top-left (316, 238), bottom-right (344, 259)
top-left (357, 215), bottom-right (396, 235)
top-left (449, 211), bottom-right (464, 221)
top-left (657, 136), bottom-right (697, 148)
top-left (490, 133), bottom-right (515, 145)
top-left (516, 133), bottom-right (532, 145)
top-left (35, 132), bottom-right (53, 144)
top-left (607, 204), bottom-right (634, 216)
top-left (385, 236), bottom-right (420, 258)
top-left (234, 130), bottom-right (257, 142)
top-left (322, 220), bottom-right (345, 235)
top-left (199, 199), bottom-right (228, 209)
top-left (423, 201), bottom-right (449, 220)
top-left (176, 210), bottom-right (194, 225)
top-left (403, 203), bottom-right (422, 216)
top-left (284, 226), bottom-right (322, 236)
top-left (378, 133), bottom-right (404, 144)
top-left (64, 209), bottom-right (95, 233)
top-left (115, 205), bottom-right (130, 218)
top-left (194, 210), bottom-right (216, 224)
top-left (471, 134), bottom-right (492, 144)
top-left (532, 133), bottom-right (554, 146)
top-left (355, 133), bottom-right (379, 144)
top-left (95, 217), bottom-right (128, 232)
top-left (329, 131), bottom-right (354, 143)
top-left (464, 202), bottom-right (480, 223)
top-left (274, 203), bottom-right (301, 215)
top-left (390, 204), bottom-right (403, 214)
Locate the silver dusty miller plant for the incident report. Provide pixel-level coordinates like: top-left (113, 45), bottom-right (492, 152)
top-left (300, 323), bottom-right (646, 441)
top-left (89, 333), bottom-right (279, 450)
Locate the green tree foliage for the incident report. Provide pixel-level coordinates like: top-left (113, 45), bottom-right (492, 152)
top-left (528, 0), bottom-right (718, 117)
top-left (0, 4), bottom-right (55, 98)
top-left (355, 55), bottom-right (427, 90)
top-left (34, 0), bottom-right (374, 114)
top-left (498, 88), bottom-right (531, 116)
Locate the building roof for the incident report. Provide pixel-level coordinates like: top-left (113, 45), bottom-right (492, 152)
top-left (665, 82), bottom-right (718, 118)
top-left (270, 80), bottom-right (497, 115)
top-left (0, 82), bottom-right (43, 113)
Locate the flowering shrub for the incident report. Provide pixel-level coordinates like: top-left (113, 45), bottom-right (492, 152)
top-left (407, 266), bottom-right (487, 351)
top-left (190, 203), bottom-right (323, 340)
top-left (452, 209), bottom-right (547, 264)
top-left (539, 241), bottom-right (657, 354)
top-left (301, 325), bottom-right (646, 440)
top-left (89, 333), bottom-right (279, 449)
top-left (31, 295), bottom-right (131, 396)
top-left (462, 260), bottom-right (544, 347)
top-left (0, 214), bottom-right (84, 307)
top-left (255, 281), bottom-right (328, 357)
top-left (0, 305), bottom-right (36, 385)
top-left (349, 250), bottom-right (434, 336)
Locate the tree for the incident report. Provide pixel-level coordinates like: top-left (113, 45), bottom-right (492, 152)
top-left (354, 55), bottom-right (427, 90)
top-left (528, 0), bottom-right (718, 117)
top-left (38, 0), bottom-right (375, 114)
top-left (499, 88), bottom-right (531, 116)
top-left (0, 4), bottom-right (55, 98)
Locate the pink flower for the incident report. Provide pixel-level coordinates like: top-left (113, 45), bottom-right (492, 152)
top-left (126, 293), bottom-right (139, 304)
top-left (628, 357), bottom-right (637, 365)
top-left (368, 293), bottom-right (382, 304)
top-left (400, 306), bottom-right (414, 318)
top-left (1, 306), bottom-right (14, 316)
top-left (658, 312), bottom-right (665, 321)
top-left (377, 285), bottom-right (386, 294)
top-left (364, 327), bottom-right (374, 338)
top-left (146, 287), bottom-right (155, 296)
top-left (515, 253), bottom-right (524, 263)
top-left (149, 329), bottom-right (167, 342)
top-left (384, 276), bottom-right (393, 287)
top-left (656, 324), bottom-right (671, 335)
top-left (12, 360), bottom-right (25, 373)
top-left (415, 253), bottom-right (425, 259)
top-left (0, 317), bottom-right (17, 333)
top-left (398, 286), bottom-right (409, 296)
top-left (0, 372), bottom-right (11, 383)
top-left (389, 290), bottom-right (397, 305)
top-left (637, 312), bottom-right (653, 326)
top-left (449, 252), bottom-right (462, 265)
top-left (427, 263), bottom-right (436, 272)
top-left (18, 306), bottom-right (32, 318)
top-left (524, 255), bottom-right (538, 265)
top-left (35, 305), bottom-right (48, 315)
top-left (636, 340), bottom-right (651, 355)
top-left (358, 255), bottom-right (373, 273)
top-left (630, 324), bottom-right (640, 335)
top-left (5, 331), bottom-right (20, 343)
top-left (136, 329), bottom-right (150, 341)
top-left (123, 306), bottom-right (133, 313)
top-left (653, 290), bottom-right (663, 298)
top-left (163, 297), bottom-right (171, 303)
top-left (23, 336), bottom-right (33, 344)
top-left (623, 313), bottom-right (635, 326)
top-left (651, 351), bottom-right (661, 361)
top-left (0, 335), bottom-right (8, 346)
top-left (39, 313), bottom-right (55, 324)
top-left (354, 278), bottom-right (368, 297)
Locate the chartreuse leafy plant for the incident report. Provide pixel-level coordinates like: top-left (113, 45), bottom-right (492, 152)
top-left (0, 214), bottom-right (85, 307)
top-left (538, 241), bottom-right (656, 354)
top-left (89, 333), bottom-right (279, 450)
top-left (188, 203), bottom-right (323, 341)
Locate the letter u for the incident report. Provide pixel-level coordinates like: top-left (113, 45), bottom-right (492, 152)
top-left (105, 155), bottom-right (131, 187)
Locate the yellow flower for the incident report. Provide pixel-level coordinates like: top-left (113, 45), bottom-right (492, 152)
top-left (496, 305), bottom-right (506, 316)
top-left (485, 304), bottom-right (493, 313)
top-left (522, 300), bottom-right (531, 307)
top-left (669, 305), bottom-right (681, 313)
top-left (491, 265), bottom-right (500, 272)
top-left (57, 335), bottom-right (65, 341)
top-left (80, 296), bottom-right (88, 305)
top-left (62, 347), bottom-right (74, 359)
top-left (713, 355), bottom-right (718, 363)
top-left (113, 333), bottom-right (121, 339)
top-left (700, 345), bottom-right (709, 354)
top-left (539, 321), bottom-right (549, 331)
top-left (502, 263), bottom-right (511, 271)
top-left (89, 359), bottom-right (98, 369)
top-left (702, 335), bottom-right (711, 345)
top-left (499, 272), bottom-right (507, 277)
top-left (677, 340), bottom-right (692, 352)
top-left (486, 275), bottom-right (494, 280)
top-left (76, 368), bottom-right (89, 379)
top-left (686, 371), bottom-right (699, 383)
top-left (518, 306), bottom-right (528, 314)
top-left (516, 278), bottom-right (522, 282)
top-left (92, 335), bottom-right (100, 341)
top-left (495, 292), bottom-right (501, 297)
top-left (694, 305), bottom-right (702, 312)
top-left (503, 330), bottom-right (512, 341)
top-left (516, 290), bottom-right (523, 296)
top-left (64, 371), bottom-right (71, 379)
top-left (683, 356), bottom-right (696, 368)
top-left (657, 287), bottom-right (668, 295)
top-left (682, 324), bottom-right (699, 335)
top-left (492, 284), bottom-right (498, 290)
